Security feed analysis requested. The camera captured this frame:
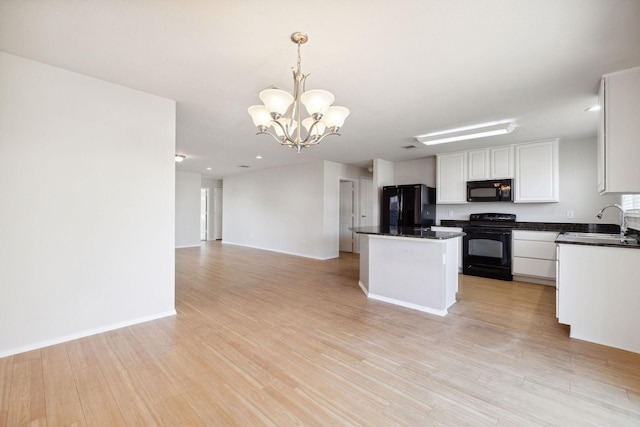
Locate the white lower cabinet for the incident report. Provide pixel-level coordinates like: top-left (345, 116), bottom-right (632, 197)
top-left (512, 230), bottom-right (559, 284)
top-left (557, 243), bottom-right (640, 353)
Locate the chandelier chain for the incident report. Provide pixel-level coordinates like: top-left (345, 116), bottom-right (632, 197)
top-left (296, 40), bottom-right (302, 75)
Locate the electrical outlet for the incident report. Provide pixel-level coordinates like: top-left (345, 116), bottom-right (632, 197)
top-left (448, 210), bottom-right (453, 217)
top-left (566, 211), bottom-right (574, 219)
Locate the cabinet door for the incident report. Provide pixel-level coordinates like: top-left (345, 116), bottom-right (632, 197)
top-left (467, 149), bottom-right (489, 181)
top-left (436, 152), bottom-right (467, 204)
top-left (514, 139), bottom-right (559, 203)
top-left (490, 146), bottom-right (514, 178)
top-left (597, 78), bottom-right (606, 193)
top-left (599, 67), bottom-right (640, 193)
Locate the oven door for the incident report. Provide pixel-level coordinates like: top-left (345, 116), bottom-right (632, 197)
top-left (463, 228), bottom-right (513, 280)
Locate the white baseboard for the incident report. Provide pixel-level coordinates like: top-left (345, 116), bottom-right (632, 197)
top-left (0, 309), bottom-right (177, 358)
top-left (358, 280), bottom-right (368, 296)
top-left (367, 293), bottom-right (448, 317)
top-left (221, 241), bottom-right (337, 260)
top-left (175, 243), bottom-right (202, 249)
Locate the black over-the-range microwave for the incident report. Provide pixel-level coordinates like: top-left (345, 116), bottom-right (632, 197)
top-left (467, 179), bottom-right (513, 202)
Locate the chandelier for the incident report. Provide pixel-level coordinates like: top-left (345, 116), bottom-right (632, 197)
top-left (248, 32), bottom-right (350, 153)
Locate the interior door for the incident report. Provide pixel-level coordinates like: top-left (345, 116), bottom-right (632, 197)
top-left (200, 188), bottom-right (208, 241)
top-left (359, 178), bottom-right (373, 228)
top-left (212, 188), bottom-right (223, 240)
top-left (339, 181), bottom-right (355, 252)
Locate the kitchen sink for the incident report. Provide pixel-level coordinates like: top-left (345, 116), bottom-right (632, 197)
top-left (564, 232), bottom-right (625, 239)
top-left (561, 232), bottom-right (638, 245)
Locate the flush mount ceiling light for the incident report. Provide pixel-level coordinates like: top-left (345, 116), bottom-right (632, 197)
top-left (586, 105), bottom-right (601, 112)
top-left (415, 120), bottom-right (516, 145)
top-left (175, 154), bottom-right (186, 162)
top-left (248, 32), bottom-right (350, 154)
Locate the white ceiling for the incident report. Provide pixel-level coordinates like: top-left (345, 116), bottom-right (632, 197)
top-left (1, 0), bottom-right (639, 179)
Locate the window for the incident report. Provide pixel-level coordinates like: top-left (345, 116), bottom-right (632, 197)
top-left (622, 194), bottom-right (640, 211)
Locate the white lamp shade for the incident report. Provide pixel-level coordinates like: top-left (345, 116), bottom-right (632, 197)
top-left (302, 117), bottom-right (326, 137)
top-left (248, 105), bottom-right (272, 127)
top-left (259, 89), bottom-right (294, 115)
top-left (301, 89), bottom-right (335, 116)
top-left (323, 106), bottom-right (350, 129)
top-left (274, 118), bottom-right (297, 137)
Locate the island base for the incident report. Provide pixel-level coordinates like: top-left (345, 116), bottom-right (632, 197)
top-left (358, 234), bottom-right (459, 315)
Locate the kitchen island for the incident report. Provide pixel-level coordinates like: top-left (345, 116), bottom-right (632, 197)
top-left (352, 226), bottom-right (465, 316)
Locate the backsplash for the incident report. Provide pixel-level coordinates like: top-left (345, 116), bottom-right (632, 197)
top-left (627, 215), bottom-right (640, 232)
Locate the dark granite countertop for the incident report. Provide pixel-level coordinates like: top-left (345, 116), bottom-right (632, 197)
top-left (555, 232), bottom-right (640, 249)
top-left (351, 226), bottom-right (465, 240)
top-left (440, 220), bottom-right (621, 234)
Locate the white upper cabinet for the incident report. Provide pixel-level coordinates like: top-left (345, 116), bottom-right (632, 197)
top-left (598, 67), bottom-right (640, 194)
top-left (467, 149), bottom-right (490, 181)
top-left (468, 146), bottom-right (513, 181)
top-left (490, 146), bottom-right (514, 179)
top-left (436, 152), bottom-right (467, 204)
top-left (514, 139), bottom-right (559, 203)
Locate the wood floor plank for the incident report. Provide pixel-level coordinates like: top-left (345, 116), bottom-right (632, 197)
top-left (65, 339), bottom-right (127, 426)
top-left (41, 344), bottom-right (85, 426)
top-left (2, 241), bottom-right (640, 425)
top-left (0, 355), bottom-right (14, 426)
top-left (6, 350), bottom-right (46, 426)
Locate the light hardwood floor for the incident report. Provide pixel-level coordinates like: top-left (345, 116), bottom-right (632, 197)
top-left (2, 241), bottom-right (640, 426)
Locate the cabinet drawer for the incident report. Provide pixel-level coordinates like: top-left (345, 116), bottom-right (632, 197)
top-left (513, 240), bottom-right (557, 260)
top-left (512, 230), bottom-right (559, 242)
top-left (513, 257), bottom-right (556, 279)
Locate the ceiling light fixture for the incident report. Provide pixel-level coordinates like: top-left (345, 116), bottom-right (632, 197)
top-left (586, 105), bottom-right (601, 112)
top-left (248, 32), bottom-right (350, 153)
top-left (415, 120), bottom-right (516, 145)
top-left (175, 154), bottom-right (186, 162)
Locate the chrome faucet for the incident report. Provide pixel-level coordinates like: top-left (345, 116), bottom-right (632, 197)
top-left (596, 204), bottom-right (627, 236)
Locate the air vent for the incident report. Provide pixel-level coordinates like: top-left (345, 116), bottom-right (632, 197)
top-left (402, 144), bottom-right (418, 149)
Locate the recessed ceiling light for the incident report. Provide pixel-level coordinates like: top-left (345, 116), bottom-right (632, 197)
top-left (586, 105), bottom-right (602, 112)
top-left (206, 167), bottom-right (212, 170)
top-left (175, 154), bottom-right (186, 162)
top-left (256, 155), bottom-right (263, 159)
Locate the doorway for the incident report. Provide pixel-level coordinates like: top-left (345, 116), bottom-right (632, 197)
top-left (200, 188), bottom-right (209, 241)
top-left (212, 188), bottom-right (223, 240)
top-left (339, 180), bottom-right (355, 252)
top-left (201, 187), bottom-right (223, 241)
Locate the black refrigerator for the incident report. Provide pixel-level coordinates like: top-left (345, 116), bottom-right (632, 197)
top-left (381, 184), bottom-right (436, 228)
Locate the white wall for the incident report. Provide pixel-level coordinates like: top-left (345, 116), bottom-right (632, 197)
top-left (324, 162), bottom-right (373, 256)
top-left (175, 171), bottom-right (202, 248)
top-left (394, 157), bottom-right (437, 187)
top-left (222, 161), bottom-right (370, 259)
top-left (223, 161), bottom-right (328, 259)
top-left (372, 158), bottom-right (395, 226)
top-left (0, 52), bottom-right (176, 357)
top-left (202, 177), bottom-right (223, 188)
top-left (431, 137), bottom-right (620, 224)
